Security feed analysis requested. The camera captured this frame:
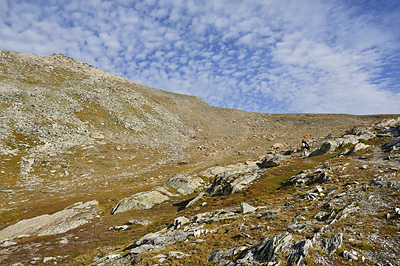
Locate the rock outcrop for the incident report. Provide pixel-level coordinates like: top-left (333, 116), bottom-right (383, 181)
top-left (309, 128), bottom-right (375, 157)
top-left (0, 201), bottom-right (99, 242)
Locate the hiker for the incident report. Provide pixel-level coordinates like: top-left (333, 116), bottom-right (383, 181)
top-left (302, 140), bottom-right (310, 158)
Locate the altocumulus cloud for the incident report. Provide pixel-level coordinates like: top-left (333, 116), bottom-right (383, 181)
top-left (1, 0), bottom-right (399, 114)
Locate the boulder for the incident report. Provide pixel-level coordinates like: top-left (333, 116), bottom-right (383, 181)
top-left (208, 172), bottom-right (261, 196)
top-left (168, 251), bottom-right (190, 259)
top-left (242, 232), bottom-right (293, 263)
top-left (382, 137), bottom-right (400, 152)
top-left (185, 192), bottom-right (205, 209)
top-left (285, 169), bottom-right (331, 187)
top-left (342, 250), bottom-right (358, 260)
top-left (321, 233), bottom-right (343, 255)
top-left (128, 219), bottom-right (152, 226)
top-left (311, 129), bottom-right (375, 158)
top-left (376, 118), bottom-right (400, 137)
top-left (287, 239), bottom-right (313, 265)
top-left (240, 203), bottom-right (257, 214)
top-left (111, 191), bottom-right (169, 215)
top-left (172, 216), bottom-right (190, 229)
top-left (154, 186), bottom-right (180, 197)
top-left (208, 247), bottom-right (248, 264)
top-left (346, 127), bottom-right (375, 140)
top-left (128, 229), bottom-right (189, 254)
top-left (309, 140), bottom-right (339, 157)
top-left (163, 174), bottom-right (203, 195)
top-left (338, 142), bottom-right (371, 156)
top-left (256, 232), bottom-right (293, 262)
top-left (257, 154), bottom-right (288, 168)
top-left (310, 135), bottom-right (359, 157)
top-left (272, 143), bottom-right (285, 149)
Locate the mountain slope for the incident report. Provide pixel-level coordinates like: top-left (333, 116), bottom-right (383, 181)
top-left (0, 50), bottom-right (398, 265)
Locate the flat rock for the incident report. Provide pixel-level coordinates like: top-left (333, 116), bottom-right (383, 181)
top-left (0, 200), bottom-right (99, 241)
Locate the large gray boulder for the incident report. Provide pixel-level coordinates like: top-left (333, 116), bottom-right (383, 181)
top-left (111, 191), bottom-right (169, 215)
top-left (310, 135), bottom-right (359, 157)
top-left (240, 202), bottom-right (257, 214)
top-left (338, 142), bottom-right (371, 156)
top-left (346, 127), bottom-right (375, 140)
top-left (310, 127), bottom-right (376, 157)
top-left (171, 216), bottom-right (190, 229)
top-left (208, 172), bottom-right (261, 196)
top-left (163, 174), bottom-right (203, 195)
top-left (257, 154), bottom-right (288, 168)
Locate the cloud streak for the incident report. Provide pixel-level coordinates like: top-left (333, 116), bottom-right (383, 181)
top-left (0, 0), bottom-right (399, 114)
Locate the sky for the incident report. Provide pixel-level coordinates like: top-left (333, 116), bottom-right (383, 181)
top-left (0, 0), bottom-right (399, 114)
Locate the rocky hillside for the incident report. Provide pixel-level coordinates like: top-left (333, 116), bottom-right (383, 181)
top-left (0, 50), bottom-right (398, 265)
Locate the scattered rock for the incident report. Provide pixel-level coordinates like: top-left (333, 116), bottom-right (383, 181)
top-left (43, 257), bottom-right (57, 263)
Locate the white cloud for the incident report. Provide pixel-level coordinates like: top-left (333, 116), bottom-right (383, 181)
top-left (0, 0), bottom-right (399, 114)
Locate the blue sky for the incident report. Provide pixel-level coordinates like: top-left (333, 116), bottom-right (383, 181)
top-left (1, 0), bottom-right (399, 114)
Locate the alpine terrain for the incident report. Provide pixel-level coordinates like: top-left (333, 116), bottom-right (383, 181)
top-left (0, 50), bottom-right (399, 265)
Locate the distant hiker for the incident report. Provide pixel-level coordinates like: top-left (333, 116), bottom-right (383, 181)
top-left (302, 140), bottom-right (310, 158)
